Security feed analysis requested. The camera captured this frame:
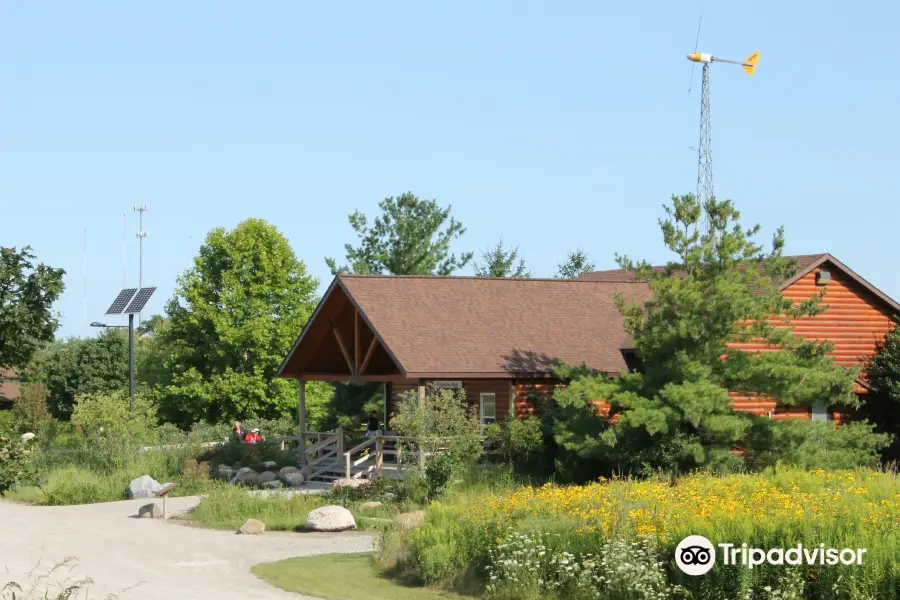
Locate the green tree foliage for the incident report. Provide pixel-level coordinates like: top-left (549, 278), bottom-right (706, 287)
top-left (13, 383), bottom-right (51, 435)
top-left (474, 238), bottom-right (531, 278)
top-left (26, 330), bottom-right (129, 419)
top-left (0, 434), bottom-right (30, 495)
top-left (152, 218), bottom-right (330, 427)
top-left (554, 249), bottom-right (596, 279)
top-left (552, 194), bottom-right (888, 477)
top-left (868, 323), bottom-right (900, 404)
top-left (392, 386), bottom-right (483, 499)
top-left (864, 323), bottom-right (900, 460)
top-left (326, 192), bottom-right (473, 276)
top-left (0, 246), bottom-right (65, 370)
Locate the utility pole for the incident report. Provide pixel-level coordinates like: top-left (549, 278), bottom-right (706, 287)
top-left (134, 204), bottom-right (149, 327)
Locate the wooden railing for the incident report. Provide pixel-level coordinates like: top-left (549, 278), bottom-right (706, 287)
top-left (342, 435), bottom-right (418, 480)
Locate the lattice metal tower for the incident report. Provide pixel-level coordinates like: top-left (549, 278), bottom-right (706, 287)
top-left (697, 62), bottom-right (714, 225)
top-left (687, 50), bottom-right (760, 231)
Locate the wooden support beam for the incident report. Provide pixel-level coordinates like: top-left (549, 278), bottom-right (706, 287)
top-left (359, 336), bottom-right (378, 375)
top-left (332, 325), bottom-right (356, 377)
top-left (354, 311), bottom-right (360, 372)
top-left (298, 380), bottom-right (307, 468)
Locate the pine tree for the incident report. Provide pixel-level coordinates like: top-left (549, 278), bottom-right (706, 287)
top-left (552, 194), bottom-right (888, 476)
top-left (326, 192), bottom-right (473, 276)
top-left (474, 238), bottom-right (531, 278)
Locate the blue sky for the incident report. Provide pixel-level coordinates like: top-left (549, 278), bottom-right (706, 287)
top-left (2, 2), bottom-right (898, 338)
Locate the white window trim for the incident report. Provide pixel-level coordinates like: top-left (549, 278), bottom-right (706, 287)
top-left (480, 392), bottom-right (497, 430)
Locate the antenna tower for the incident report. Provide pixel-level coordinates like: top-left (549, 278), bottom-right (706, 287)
top-left (687, 49), bottom-right (760, 231)
top-left (134, 204), bottom-right (149, 326)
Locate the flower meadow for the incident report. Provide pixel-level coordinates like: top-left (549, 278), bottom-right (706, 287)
top-left (379, 468), bottom-right (900, 600)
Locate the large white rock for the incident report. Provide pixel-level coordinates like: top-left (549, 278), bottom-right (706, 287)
top-left (258, 471), bottom-right (278, 484)
top-left (238, 519), bottom-right (265, 535)
top-left (232, 470), bottom-right (259, 487)
top-left (127, 475), bottom-right (160, 499)
top-left (278, 466), bottom-right (300, 477)
top-left (282, 472), bottom-right (305, 487)
top-left (306, 506), bottom-right (356, 532)
top-left (216, 465), bottom-right (235, 481)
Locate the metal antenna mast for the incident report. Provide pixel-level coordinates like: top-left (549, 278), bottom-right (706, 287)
top-left (687, 50), bottom-right (760, 231)
top-left (133, 204), bottom-right (149, 326)
top-left (698, 62), bottom-right (714, 229)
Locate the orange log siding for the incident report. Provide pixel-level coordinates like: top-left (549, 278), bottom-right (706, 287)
top-left (728, 267), bottom-right (896, 419)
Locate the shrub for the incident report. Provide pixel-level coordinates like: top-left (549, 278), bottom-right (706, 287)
top-left (0, 435), bottom-right (30, 495)
top-left (13, 383), bottom-right (52, 437)
top-left (746, 419), bottom-right (891, 470)
top-left (392, 386), bottom-right (483, 500)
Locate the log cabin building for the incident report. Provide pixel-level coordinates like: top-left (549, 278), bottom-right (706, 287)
top-left (279, 254), bottom-right (898, 433)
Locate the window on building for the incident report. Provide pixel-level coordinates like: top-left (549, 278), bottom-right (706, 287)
top-left (811, 402), bottom-right (829, 422)
top-left (480, 393), bottom-right (497, 430)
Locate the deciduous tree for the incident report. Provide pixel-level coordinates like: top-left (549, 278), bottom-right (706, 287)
top-left (153, 218), bottom-right (331, 427)
top-left (0, 246), bottom-right (65, 370)
top-left (27, 330), bottom-right (129, 419)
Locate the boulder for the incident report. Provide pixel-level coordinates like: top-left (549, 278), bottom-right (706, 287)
top-left (278, 466), bottom-right (300, 477)
top-left (263, 461), bottom-right (277, 469)
top-left (238, 519), bottom-right (265, 535)
top-left (329, 478), bottom-right (372, 491)
top-left (396, 510), bottom-right (426, 529)
top-left (260, 480), bottom-right (283, 490)
top-left (20, 432), bottom-right (35, 442)
top-left (138, 503), bottom-right (163, 519)
top-left (127, 475), bottom-right (160, 499)
top-left (216, 465), bottom-right (235, 481)
top-left (306, 506), bottom-right (356, 532)
top-left (282, 472), bottom-right (305, 487)
top-left (232, 470), bottom-right (259, 487)
top-left (359, 501), bottom-right (382, 512)
top-left (258, 471), bottom-right (278, 484)
top-left (382, 492), bottom-right (397, 502)
top-left (235, 467), bottom-right (254, 476)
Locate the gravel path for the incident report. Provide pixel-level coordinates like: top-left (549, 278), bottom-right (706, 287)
top-left (0, 496), bottom-right (374, 600)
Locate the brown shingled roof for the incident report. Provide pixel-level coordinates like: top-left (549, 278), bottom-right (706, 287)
top-left (283, 276), bottom-right (651, 378)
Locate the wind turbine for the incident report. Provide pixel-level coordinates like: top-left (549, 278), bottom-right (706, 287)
top-left (687, 48), bottom-right (760, 230)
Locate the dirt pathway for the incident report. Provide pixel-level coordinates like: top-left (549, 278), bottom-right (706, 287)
top-left (0, 497), bottom-right (373, 600)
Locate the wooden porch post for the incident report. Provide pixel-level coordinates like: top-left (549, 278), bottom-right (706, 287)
top-left (298, 379), bottom-right (307, 468)
top-left (417, 379), bottom-right (426, 469)
top-left (382, 382), bottom-right (388, 432)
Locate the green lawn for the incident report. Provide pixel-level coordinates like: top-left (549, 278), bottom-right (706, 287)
top-left (252, 553), bottom-right (471, 600)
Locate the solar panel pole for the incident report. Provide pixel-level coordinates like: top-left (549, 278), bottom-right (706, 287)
top-left (134, 204), bottom-right (149, 327)
top-left (128, 313), bottom-right (135, 410)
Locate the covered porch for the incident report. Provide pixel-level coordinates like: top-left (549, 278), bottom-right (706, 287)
top-left (277, 273), bottom-right (644, 483)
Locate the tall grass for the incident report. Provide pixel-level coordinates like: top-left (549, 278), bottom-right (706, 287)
top-left (381, 467), bottom-right (900, 600)
top-left (188, 479), bottom-right (417, 531)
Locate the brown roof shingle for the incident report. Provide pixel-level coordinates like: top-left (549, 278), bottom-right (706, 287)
top-left (339, 276), bottom-right (651, 377)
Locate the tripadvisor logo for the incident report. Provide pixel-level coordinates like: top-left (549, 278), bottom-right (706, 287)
top-left (675, 535), bottom-right (868, 575)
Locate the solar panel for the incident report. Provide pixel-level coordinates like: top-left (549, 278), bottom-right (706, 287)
top-left (105, 288), bottom-right (138, 315)
top-left (124, 286), bottom-right (156, 314)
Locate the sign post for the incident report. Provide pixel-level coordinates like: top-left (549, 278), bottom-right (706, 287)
top-left (152, 482), bottom-right (177, 519)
